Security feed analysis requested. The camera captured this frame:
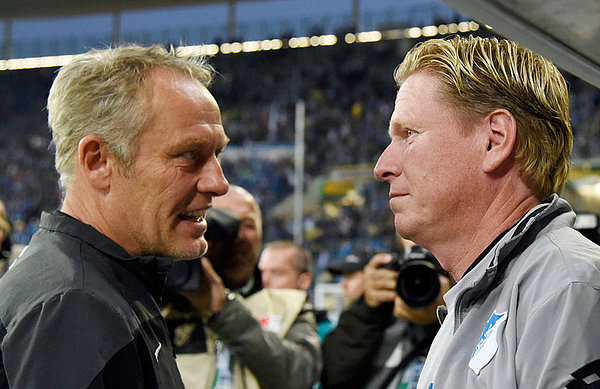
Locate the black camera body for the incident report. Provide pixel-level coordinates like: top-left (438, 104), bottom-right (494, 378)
top-left (165, 207), bottom-right (240, 291)
top-left (385, 246), bottom-right (442, 308)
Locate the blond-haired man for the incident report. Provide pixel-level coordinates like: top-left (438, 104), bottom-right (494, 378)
top-left (374, 36), bottom-right (600, 388)
top-left (0, 45), bottom-right (229, 388)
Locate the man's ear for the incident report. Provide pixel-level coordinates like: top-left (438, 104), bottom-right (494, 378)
top-left (77, 135), bottom-right (113, 190)
top-left (482, 109), bottom-right (517, 173)
top-left (298, 272), bottom-right (313, 291)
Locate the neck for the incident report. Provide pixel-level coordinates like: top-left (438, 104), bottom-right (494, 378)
top-left (61, 188), bottom-right (98, 226)
top-left (430, 181), bottom-right (540, 281)
top-left (61, 187), bottom-right (125, 252)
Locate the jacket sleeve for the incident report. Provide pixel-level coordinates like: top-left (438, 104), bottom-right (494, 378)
top-left (208, 298), bottom-right (322, 389)
top-left (320, 296), bottom-right (393, 389)
top-left (516, 282), bottom-right (600, 389)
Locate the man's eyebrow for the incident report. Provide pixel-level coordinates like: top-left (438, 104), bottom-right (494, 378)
top-left (388, 119), bottom-right (403, 136)
top-left (178, 132), bottom-right (229, 149)
top-left (175, 138), bottom-right (210, 150)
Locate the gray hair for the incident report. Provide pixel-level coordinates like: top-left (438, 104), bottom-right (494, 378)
top-left (47, 44), bottom-right (215, 191)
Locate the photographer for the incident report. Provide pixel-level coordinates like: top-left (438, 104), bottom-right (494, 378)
top-left (321, 248), bottom-right (452, 389)
top-left (163, 185), bottom-right (322, 389)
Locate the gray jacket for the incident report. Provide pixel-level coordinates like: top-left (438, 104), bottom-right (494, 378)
top-left (169, 288), bottom-right (322, 389)
top-left (418, 195), bottom-right (600, 388)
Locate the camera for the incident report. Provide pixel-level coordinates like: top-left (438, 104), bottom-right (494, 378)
top-left (385, 246), bottom-right (442, 308)
top-left (165, 207), bottom-right (240, 291)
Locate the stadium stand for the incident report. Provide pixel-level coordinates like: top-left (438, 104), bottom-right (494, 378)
top-left (1, 36), bottom-right (599, 277)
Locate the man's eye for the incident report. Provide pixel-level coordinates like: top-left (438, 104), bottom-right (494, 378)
top-left (242, 221), bottom-right (256, 230)
top-left (406, 129), bottom-right (416, 137)
top-left (181, 151), bottom-right (196, 160)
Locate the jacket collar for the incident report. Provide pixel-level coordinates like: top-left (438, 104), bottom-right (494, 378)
top-left (444, 194), bottom-right (574, 327)
top-left (40, 210), bottom-right (173, 302)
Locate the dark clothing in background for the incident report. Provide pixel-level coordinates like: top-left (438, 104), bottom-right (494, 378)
top-left (322, 296), bottom-right (437, 389)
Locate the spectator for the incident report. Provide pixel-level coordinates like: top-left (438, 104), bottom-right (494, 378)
top-left (259, 239), bottom-right (335, 340)
top-left (1, 37), bottom-right (599, 268)
top-left (326, 250), bottom-right (370, 307)
top-left (164, 185), bottom-right (322, 389)
top-left (0, 44), bottom-right (229, 388)
top-left (374, 36), bottom-right (600, 388)
top-left (259, 240), bottom-right (313, 290)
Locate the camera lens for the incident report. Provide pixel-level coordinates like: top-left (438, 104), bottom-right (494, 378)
top-left (395, 259), bottom-right (440, 308)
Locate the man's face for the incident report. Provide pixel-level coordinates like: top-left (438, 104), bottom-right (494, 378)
top-left (374, 70), bottom-right (486, 251)
top-left (210, 187), bottom-right (263, 289)
top-left (107, 68), bottom-right (229, 259)
top-left (259, 246), bottom-right (306, 290)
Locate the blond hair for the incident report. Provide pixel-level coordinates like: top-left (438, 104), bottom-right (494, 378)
top-left (47, 44), bottom-right (214, 191)
top-left (394, 36), bottom-right (572, 199)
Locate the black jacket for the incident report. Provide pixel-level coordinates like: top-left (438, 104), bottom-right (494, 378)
top-left (321, 296), bottom-right (438, 389)
top-left (0, 211), bottom-right (184, 388)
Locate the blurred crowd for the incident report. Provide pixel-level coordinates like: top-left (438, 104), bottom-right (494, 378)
top-left (1, 37), bottom-right (599, 277)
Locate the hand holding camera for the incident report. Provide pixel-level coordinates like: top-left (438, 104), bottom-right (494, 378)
top-left (177, 258), bottom-right (229, 315)
top-left (363, 253), bottom-right (400, 308)
top-left (164, 208), bottom-right (241, 315)
top-left (165, 207), bottom-right (240, 291)
top-left (363, 247), bottom-right (451, 325)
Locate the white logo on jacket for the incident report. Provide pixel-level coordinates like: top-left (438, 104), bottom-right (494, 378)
top-left (155, 342), bottom-right (162, 362)
top-left (469, 311), bottom-right (507, 375)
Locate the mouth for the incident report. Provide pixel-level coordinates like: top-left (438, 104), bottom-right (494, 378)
top-left (390, 192), bottom-right (408, 199)
top-left (178, 209), bottom-right (207, 223)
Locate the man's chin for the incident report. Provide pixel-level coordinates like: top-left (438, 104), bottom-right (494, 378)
top-left (170, 239), bottom-right (208, 261)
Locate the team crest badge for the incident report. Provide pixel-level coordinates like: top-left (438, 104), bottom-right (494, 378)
top-left (469, 311), bottom-right (508, 375)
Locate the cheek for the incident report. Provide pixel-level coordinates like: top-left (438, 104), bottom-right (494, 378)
top-left (246, 231), bottom-right (262, 248)
top-left (154, 174), bottom-right (200, 211)
top-left (348, 279), bottom-right (363, 293)
top-left (286, 273), bottom-right (297, 283)
top-left (158, 171), bottom-right (196, 197)
top-left (411, 145), bottom-right (468, 191)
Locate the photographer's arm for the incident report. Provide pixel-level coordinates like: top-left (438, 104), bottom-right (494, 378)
top-left (320, 254), bottom-right (398, 389)
top-left (321, 296), bottom-right (394, 389)
top-left (176, 258), bottom-right (228, 318)
top-left (208, 296), bottom-right (322, 389)
top-left (194, 258), bottom-right (321, 389)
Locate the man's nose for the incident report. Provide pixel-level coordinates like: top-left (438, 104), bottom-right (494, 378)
top-left (197, 156), bottom-right (229, 196)
top-left (374, 143), bottom-right (398, 182)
